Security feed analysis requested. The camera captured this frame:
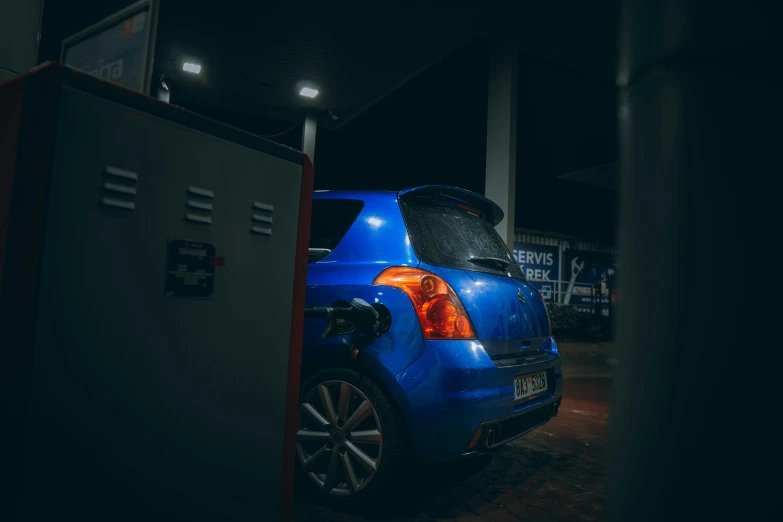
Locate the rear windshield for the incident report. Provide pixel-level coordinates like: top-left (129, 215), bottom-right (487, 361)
top-left (399, 197), bottom-right (525, 280)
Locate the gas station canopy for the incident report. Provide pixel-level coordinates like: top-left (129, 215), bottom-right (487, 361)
top-left (154, 0), bottom-right (616, 129)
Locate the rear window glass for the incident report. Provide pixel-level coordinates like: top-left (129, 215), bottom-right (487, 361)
top-left (309, 199), bottom-right (364, 257)
top-left (399, 197), bottom-right (525, 280)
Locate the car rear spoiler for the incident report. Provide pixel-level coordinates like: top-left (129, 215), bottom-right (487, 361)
top-left (398, 185), bottom-right (505, 226)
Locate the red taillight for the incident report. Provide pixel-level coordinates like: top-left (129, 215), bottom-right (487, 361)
top-left (373, 267), bottom-right (477, 340)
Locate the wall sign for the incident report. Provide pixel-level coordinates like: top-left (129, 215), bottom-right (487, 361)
top-left (512, 243), bottom-right (560, 299)
top-left (562, 249), bottom-right (618, 306)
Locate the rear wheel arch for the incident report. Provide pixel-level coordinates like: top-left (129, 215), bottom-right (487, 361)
top-left (298, 349), bottom-right (414, 452)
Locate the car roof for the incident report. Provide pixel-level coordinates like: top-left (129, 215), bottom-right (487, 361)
top-left (313, 186), bottom-right (504, 225)
top-left (313, 189), bottom-right (396, 199)
top-left (312, 190), bottom-right (400, 209)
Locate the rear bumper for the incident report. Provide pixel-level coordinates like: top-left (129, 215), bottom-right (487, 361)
top-left (395, 337), bottom-right (563, 462)
top-left (461, 397), bottom-right (561, 457)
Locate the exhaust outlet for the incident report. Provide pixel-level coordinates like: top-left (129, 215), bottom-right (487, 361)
top-left (485, 429), bottom-right (496, 448)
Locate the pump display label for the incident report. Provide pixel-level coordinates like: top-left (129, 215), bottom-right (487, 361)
top-left (63, 8), bottom-right (151, 92)
top-left (165, 239), bottom-right (216, 299)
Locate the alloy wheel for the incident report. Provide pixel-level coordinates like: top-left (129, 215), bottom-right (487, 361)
top-left (297, 380), bottom-right (383, 496)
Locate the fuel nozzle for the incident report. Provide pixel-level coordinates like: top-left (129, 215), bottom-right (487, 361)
top-left (303, 298), bottom-right (392, 339)
top-left (347, 298), bottom-right (379, 334)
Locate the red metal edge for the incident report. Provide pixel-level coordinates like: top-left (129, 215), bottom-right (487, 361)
top-left (0, 63), bottom-right (57, 290)
top-left (279, 153), bottom-right (314, 521)
top-left (0, 75), bottom-right (28, 294)
top-left (0, 62), bottom-right (63, 519)
top-left (0, 63), bottom-right (62, 294)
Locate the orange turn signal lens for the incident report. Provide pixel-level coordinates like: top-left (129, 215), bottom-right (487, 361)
top-left (372, 267), bottom-right (477, 340)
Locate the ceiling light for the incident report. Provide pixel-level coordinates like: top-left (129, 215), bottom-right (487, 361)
top-left (182, 62), bottom-right (201, 74)
top-left (299, 87), bottom-right (319, 98)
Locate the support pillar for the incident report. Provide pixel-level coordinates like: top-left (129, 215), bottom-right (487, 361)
top-left (608, 1), bottom-right (776, 521)
top-left (484, 0), bottom-right (519, 250)
top-left (302, 112), bottom-right (317, 164)
top-left (0, 0), bottom-right (43, 81)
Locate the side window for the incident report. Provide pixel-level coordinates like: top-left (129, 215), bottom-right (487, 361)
top-left (308, 199), bottom-right (364, 263)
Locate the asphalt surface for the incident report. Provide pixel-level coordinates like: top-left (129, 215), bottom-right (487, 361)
top-left (559, 353), bottom-right (612, 380)
top-left (293, 357), bottom-right (611, 522)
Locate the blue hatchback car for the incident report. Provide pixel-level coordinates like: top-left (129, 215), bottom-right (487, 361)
top-left (297, 186), bottom-right (563, 502)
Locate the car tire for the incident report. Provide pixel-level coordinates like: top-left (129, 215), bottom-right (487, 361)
top-left (295, 366), bottom-right (407, 506)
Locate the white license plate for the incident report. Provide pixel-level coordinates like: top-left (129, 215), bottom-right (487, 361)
top-left (514, 371), bottom-right (548, 401)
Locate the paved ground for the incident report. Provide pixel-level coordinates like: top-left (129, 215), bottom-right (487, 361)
top-left (559, 353), bottom-right (612, 380)
top-left (293, 374), bottom-right (611, 522)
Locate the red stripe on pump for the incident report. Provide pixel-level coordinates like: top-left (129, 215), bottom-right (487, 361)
top-left (0, 63), bottom-right (64, 521)
top-left (279, 154), bottom-right (315, 522)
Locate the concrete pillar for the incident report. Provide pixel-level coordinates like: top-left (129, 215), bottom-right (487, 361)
top-left (302, 112), bottom-right (317, 164)
top-left (0, 0), bottom-right (43, 81)
top-left (608, 1), bottom-right (776, 521)
top-left (484, 0), bottom-right (519, 249)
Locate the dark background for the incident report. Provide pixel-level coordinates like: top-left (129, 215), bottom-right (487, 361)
top-left (39, 1), bottom-right (618, 242)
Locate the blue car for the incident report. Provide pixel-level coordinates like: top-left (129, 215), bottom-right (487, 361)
top-left (298, 186), bottom-right (563, 502)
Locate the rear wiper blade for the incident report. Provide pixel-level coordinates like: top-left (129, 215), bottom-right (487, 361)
top-left (468, 256), bottom-right (510, 270)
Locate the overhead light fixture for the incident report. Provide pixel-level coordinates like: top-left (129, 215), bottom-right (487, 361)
top-left (182, 62), bottom-right (202, 74)
top-left (299, 87), bottom-right (319, 98)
